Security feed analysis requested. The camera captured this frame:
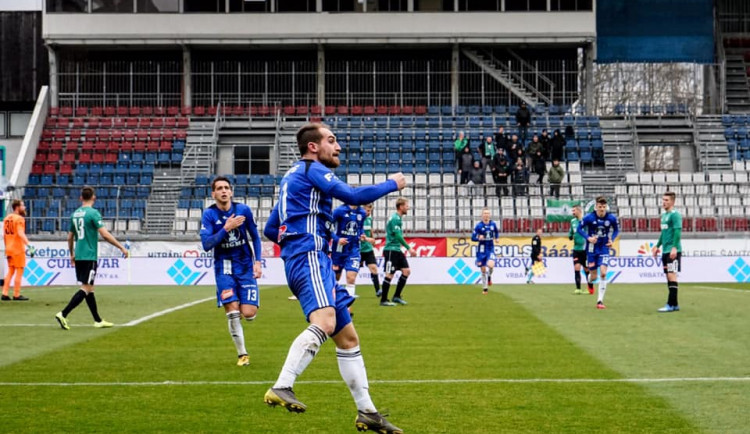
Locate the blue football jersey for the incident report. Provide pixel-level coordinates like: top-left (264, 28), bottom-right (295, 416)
top-left (576, 211), bottom-right (619, 253)
top-left (332, 205), bottom-right (366, 255)
top-left (200, 202), bottom-right (262, 272)
top-left (264, 159), bottom-right (398, 260)
top-left (471, 220), bottom-right (499, 255)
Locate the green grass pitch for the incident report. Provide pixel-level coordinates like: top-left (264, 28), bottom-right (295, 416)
top-left (0, 281), bottom-right (748, 433)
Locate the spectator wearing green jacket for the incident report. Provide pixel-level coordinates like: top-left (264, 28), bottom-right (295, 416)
top-left (548, 159), bottom-right (565, 198)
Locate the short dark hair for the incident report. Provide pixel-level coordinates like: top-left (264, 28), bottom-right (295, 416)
top-left (11, 199), bottom-right (23, 211)
top-left (211, 175), bottom-right (231, 191)
top-left (596, 196), bottom-right (607, 205)
top-left (664, 191), bottom-right (676, 201)
top-left (81, 186), bottom-right (95, 201)
top-left (296, 123), bottom-right (326, 156)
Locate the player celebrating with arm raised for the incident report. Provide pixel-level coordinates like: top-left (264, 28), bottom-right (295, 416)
top-left (200, 176), bottom-right (263, 367)
top-left (569, 204), bottom-right (591, 295)
top-left (651, 191), bottom-right (682, 313)
top-left (577, 196), bottom-right (619, 309)
top-left (380, 197), bottom-right (417, 306)
top-left (331, 204), bottom-right (367, 299)
top-left (263, 123), bottom-right (404, 433)
top-left (471, 208), bottom-right (499, 294)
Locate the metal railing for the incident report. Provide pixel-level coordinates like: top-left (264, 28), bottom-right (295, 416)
top-left (22, 179), bottom-right (750, 237)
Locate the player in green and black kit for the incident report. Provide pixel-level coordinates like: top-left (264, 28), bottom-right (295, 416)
top-left (569, 205), bottom-right (591, 295)
top-left (55, 186), bottom-right (130, 330)
top-left (359, 204), bottom-right (382, 297)
top-left (651, 191), bottom-right (682, 313)
top-left (379, 197), bottom-right (417, 306)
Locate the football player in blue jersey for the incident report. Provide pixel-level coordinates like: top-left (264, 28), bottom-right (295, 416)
top-left (331, 203), bottom-right (367, 299)
top-left (576, 196), bottom-right (619, 309)
top-left (263, 123), bottom-right (405, 433)
top-left (471, 208), bottom-right (499, 294)
top-left (200, 176), bottom-right (263, 366)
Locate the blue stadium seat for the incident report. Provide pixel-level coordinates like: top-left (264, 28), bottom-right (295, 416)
top-left (387, 151), bottom-right (400, 163)
top-left (468, 105), bottom-right (480, 115)
top-left (173, 140), bottom-right (185, 151)
top-left (481, 106), bottom-right (493, 115)
top-left (401, 153), bottom-right (414, 164)
top-left (141, 174), bottom-right (153, 185)
top-left (28, 175), bottom-right (40, 185)
top-left (580, 150), bottom-right (593, 163)
top-left (566, 150), bottom-right (579, 161)
top-left (361, 162), bottom-right (374, 173)
top-left (373, 163), bottom-right (386, 173)
top-left (415, 151), bottom-right (427, 161)
top-left (427, 151), bottom-right (440, 162)
top-left (427, 106), bottom-right (440, 116)
top-left (374, 152), bottom-right (387, 163)
top-left (41, 175), bottom-right (53, 186)
top-left (442, 151), bottom-right (455, 162)
top-left (427, 117), bottom-right (441, 128)
top-left (415, 162), bottom-right (427, 173)
top-left (428, 162), bottom-right (441, 173)
top-left (414, 117), bottom-right (427, 128)
top-left (440, 106), bottom-right (453, 116)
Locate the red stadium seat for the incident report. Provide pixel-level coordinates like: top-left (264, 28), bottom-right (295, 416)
top-left (64, 141), bottom-right (78, 152)
top-left (181, 106), bottom-right (192, 116)
top-left (637, 218), bottom-right (648, 232)
top-left (136, 130), bottom-right (149, 141)
top-left (167, 106), bottom-right (180, 116)
top-left (151, 118), bottom-right (164, 128)
top-left (123, 130), bottom-right (135, 141)
top-left (105, 153), bottom-right (118, 163)
top-left (125, 118), bottom-right (139, 128)
top-left (502, 219), bottom-right (515, 233)
top-left (176, 118), bottom-right (189, 128)
top-left (43, 163), bottom-right (57, 174)
top-left (120, 142), bottom-right (134, 152)
top-left (351, 106), bottom-right (363, 115)
top-left (41, 130), bottom-right (53, 141)
top-left (681, 217), bottom-right (693, 232)
top-left (192, 106), bottom-right (205, 116)
top-left (164, 118), bottom-right (176, 128)
top-left (91, 106), bottom-right (104, 117)
top-left (414, 105), bottom-right (427, 115)
top-left (113, 118), bottom-right (125, 128)
top-left (324, 106), bottom-right (336, 116)
top-left (376, 105), bottom-right (388, 115)
top-left (159, 141), bottom-right (173, 151)
top-left (133, 142), bottom-right (146, 152)
top-left (109, 130), bottom-right (122, 141)
top-left (146, 141), bottom-right (159, 151)
top-left (79, 153), bottom-right (92, 163)
top-left (531, 218), bottom-right (544, 231)
top-left (75, 107), bottom-right (88, 117)
top-left (88, 117), bottom-right (102, 128)
top-left (150, 130), bottom-right (163, 140)
top-left (60, 106), bottom-right (73, 117)
top-left (129, 107), bottom-right (141, 116)
top-left (175, 130), bottom-right (187, 140)
top-left (104, 107), bottom-right (116, 117)
top-left (620, 217), bottom-right (635, 232)
top-left (296, 106), bottom-right (309, 116)
top-left (57, 118), bottom-right (69, 128)
top-left (518, 218), bottom-right (531, 233)
top-left (116, 106), bottom-right (129, 116)
top-left (49, 107), bottom-right (60, 116)
top-left (59, 163), bottom-right (73, 175)
top-left (649, 218), bottom-right (660, 232)
top-left (336, 106), bottom-right (349, 115)
top-left (31, 163), bottom-right (43, 174)
top-left (154, 106), bottom-right (166, 116)
top-left (72, 118), bottom-right (85, 128)
top-left (232, 106), bottom-right (244, 116)
top-left (35, 151), bottom-right (47, 162)
top-left (310, 105), bottom-right (322, 115)
top-left (49, 141), bottom-right (63, 152)
top-left (207, 106), bottom-right (217, 116)
top-left (54, 130), bottom-right (66, 140)
top-left (388, 105), bottom-right (402, 115)
top-left (283, 105), bottom-right (296, 116)
top-left (258, 106), bottom-right (271, 117)
top-left (45, 117), bottom-right (56, 127)
top-left (363, 106), bottom-right (376, 115)
top-left (138, 117), bottom-right (152, 128)
top-left (162, 130), bottom-right (174, 141)
top-left (737, 219), bottom-right (749, 232)
top-left (141, 106), bottom-right (154, 116)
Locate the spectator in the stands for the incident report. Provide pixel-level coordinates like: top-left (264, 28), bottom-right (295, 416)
top-left (478, 136), bottom-right (496, 171)
top-left (494, 126), bottom-right (508, 153)
top-left (548, 159), bottom-right (565, 198)
top-left (564, 124), bottom-right (575, 140)
top-left (532, 150), bottom-right (546, 185)
top-left (508, 135), bottom-right (522, 160)
top-left (512, 158), bottom-right (529, 197)
top-left (514, 146), bottom-right (525, 165)
top-left (550, 129), bottom-right (566, 161)
top-left (454, 131), bottom-right (469, 154)
top-left (516, 102), bottom-right (531, 145)
top-left (468, 160), bottom-right (486, 196)
top-left (539, 129), bottom-right (551, 160)
top-left (527, 134), bottom-right (543, 167)
top-left (490, 149), bottom-right (511, 197)
top-left (458, 145), bottom-right (474, 184)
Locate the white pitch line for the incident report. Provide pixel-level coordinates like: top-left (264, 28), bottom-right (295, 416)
top-left (0, 297), bottom-right (213, 328)
top-left (1, 377), bottom-right (749, 387)
top-left (122, 297), bottom-right (214, 327)
top-left (693, 285), bottom-right (750, 293)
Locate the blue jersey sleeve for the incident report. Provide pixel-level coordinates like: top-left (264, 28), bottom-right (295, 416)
top-left (308, 163), bottom-right (398, 205)
top-left (200, 208), bottom-right (227, 252)
top-left (241, 205), bottom-right (262, 261)
top-left (331, 206), bottom-right (345, 245)
top-left (471, 222), bottom-right (482, 242)
top-left (609, 214), bottom-right (620, 241)
top-left (264, 204), bottom-right (281, 244)
top-left (493, 222), bottom-right (500, 239)
top-left (577, 213), bottom-right (593, 240)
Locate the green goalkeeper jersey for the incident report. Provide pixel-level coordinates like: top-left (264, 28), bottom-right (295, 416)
top-left (69, 206), bottom-right (104, 261)
top-left (384, 212), bottom-right (409, 252)
top-left (656, 209), bottom-right (682, 253)
top-left (568, 217), bottom-right (586, 251)
top-left (360, 215), bottom-right (374, 253)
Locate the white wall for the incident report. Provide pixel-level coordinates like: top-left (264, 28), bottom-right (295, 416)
top-left (44, 12), bottom-right (595, 45)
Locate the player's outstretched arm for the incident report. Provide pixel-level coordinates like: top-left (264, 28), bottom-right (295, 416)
top-left (310, 166), bottom-right (402, 205)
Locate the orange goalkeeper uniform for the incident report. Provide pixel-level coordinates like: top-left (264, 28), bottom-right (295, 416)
top-left (3, 213), bottom-right (27, 268)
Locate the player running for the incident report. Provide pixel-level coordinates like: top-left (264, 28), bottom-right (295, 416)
top-left (569, 204), bottom-right (590, 295)
top-left (200, 175), bottom-right (263, 367)
top-left (263, 123), bottom-right (404, 433)
top-left (471, 208), bottom-right (499, 294)
top-left (577, 196), bottom-right (619, 309)
top-left (331, 203), bottom-right (367, 299)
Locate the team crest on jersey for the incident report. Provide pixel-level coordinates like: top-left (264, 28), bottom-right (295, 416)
top-left (604, 220), bottom-right (610, 227)
top-left (357, 214), bottom-right (362, 221)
